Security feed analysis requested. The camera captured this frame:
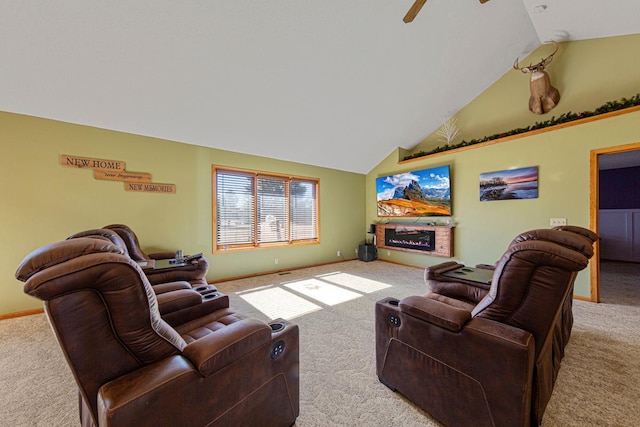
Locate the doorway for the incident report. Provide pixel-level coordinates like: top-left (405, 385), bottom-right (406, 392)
top-left (590, 142), bottom-right (640, 302)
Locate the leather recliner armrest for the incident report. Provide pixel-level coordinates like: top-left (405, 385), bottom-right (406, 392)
top-left (424, 261), bottom-right (463, 281)
top-left (400, 295), bottom-right (471, 332)
top-left (156, 289), bottom-right (204, 315)
top-left (144, 257), bottom-right (210, 287)
top-left (474, 263), bottom-right (496, 270)
top-left (98, 356), bottom-right (200, 426)
top-left (147, 251), bottom-right (176, 260)
top-left (152, 281), bottom-right (193, 294)
top-left (162, 294), bottom-right (231, 327)
top-left (182, 318), bottom-right (272, 376)
top-left (428, 281), bottom-right (488, 304)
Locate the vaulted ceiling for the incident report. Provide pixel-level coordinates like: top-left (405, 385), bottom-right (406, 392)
top-left (1, 1), bottom-right (639, 173)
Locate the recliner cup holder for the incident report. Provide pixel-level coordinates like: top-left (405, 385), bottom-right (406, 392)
top-left (269, 322), bottom-right (285, 333)
top-left (196, 285), bottom-right (216, 293)
top-left (202, 293), bottom-right (219, 300)
top-left (388, 299), bottom-right (399, 306)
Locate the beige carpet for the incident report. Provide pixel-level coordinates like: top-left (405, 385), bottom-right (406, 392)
top-left (1, 260), bottom-right (638, 426)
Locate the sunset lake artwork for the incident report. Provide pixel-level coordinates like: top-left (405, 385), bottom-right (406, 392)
top-left (479, 166), bottom-right (538, 202)
top-left (376, 165), bottom-right (451, 217)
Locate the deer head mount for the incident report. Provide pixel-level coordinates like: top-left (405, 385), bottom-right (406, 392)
top-left (514, 41), bottom-right (561, 115)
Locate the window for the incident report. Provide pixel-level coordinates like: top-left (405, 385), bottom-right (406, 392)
top-left (213, 167), bottom-right (319, 251)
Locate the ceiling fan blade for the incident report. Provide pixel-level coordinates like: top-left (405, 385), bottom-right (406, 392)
top-left (403, 0), bottom-right (427, 23)
top-left (479, 0), bottom-right (490, 3)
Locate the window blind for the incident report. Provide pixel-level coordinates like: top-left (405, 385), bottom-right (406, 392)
top-left (290, 180), bottom-right (318, 241)
top-left (257, 175), bottom-right (288, 243)
top-left (214, 167), bottom-right (319, 250)
top-left (216, 171), bottom-right (255, 246)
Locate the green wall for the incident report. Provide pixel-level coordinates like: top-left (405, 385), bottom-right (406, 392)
top-left (414, 34), bottom-right (640, 154)
top-left (1, 113), bottom-right (365, 315)
top-left (3, 34), bottom-right (639, 314)
top-left (367, 34), bottom-right (640, 298)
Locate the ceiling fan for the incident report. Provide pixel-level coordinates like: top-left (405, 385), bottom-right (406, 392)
top-left (403, 0), bottom-right (491, 23)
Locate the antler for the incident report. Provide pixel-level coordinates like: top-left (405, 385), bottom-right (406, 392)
top-left (514, 41), bottom-right (559, 73)
top-left (403, 0), bottom-right (427, 23)
top-left (404, 0), bottom-right (490, 24)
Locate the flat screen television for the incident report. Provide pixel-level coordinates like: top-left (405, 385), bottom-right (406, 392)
top-left (376, 165), bottom-right (451, 217)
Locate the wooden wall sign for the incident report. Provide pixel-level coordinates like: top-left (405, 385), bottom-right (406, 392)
top-left (124, 182), bottom-right (176, 194)
top-left (60, 154), bottom-right (176, 194)
top-left (94, 170), bottom-right (151, 183)
top-left (61, 155), bottom-right (125, 170)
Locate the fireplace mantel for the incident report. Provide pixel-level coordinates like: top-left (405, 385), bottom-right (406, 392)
top-left (375, 223), bottom-right (454, 258)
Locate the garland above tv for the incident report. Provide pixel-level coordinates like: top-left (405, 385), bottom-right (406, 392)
top-left (403, 93), bottom-right (640, 161)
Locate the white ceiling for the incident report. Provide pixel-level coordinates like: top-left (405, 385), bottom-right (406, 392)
top-left (1, 1), bottom-right (639, 174)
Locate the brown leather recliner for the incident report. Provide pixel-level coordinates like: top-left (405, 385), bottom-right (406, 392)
top-left (66, 228), bottom-right (218, 325)
top-left (103, 224), bottom-right (210, 288)
top-left (16, 238), bottom-right (299, 427)
top-left (376, 232), bottom-right (593, 427)
top-left (424, 226), bottom-right (597, 306)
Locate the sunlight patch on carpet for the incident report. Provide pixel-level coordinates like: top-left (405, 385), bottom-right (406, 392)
top-left (239, 287), bottom-right (321, 320)
top-left (317, 272), bottom-right (392, 293)
top-left (285, 278), bottom-right (361, 306)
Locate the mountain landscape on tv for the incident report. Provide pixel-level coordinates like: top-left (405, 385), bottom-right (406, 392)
top-left (376, 166), bottom-right (452, 217)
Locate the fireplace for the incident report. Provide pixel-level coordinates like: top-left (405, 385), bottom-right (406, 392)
top-left (384, 228), bottom-right (435, 252)
top-left (375, 223), bottom-right (454, 257)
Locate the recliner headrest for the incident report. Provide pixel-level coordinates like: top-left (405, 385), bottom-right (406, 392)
top-left (552, 225), bottom-right (599, 244)
top-left (510, 228), bottom-right (594, 258)
top-left (102, 224), bottom-right (147, 261)
top-left (66, 228), bottom-right (129, 256)
top-left (103, 223), bottom-right (134, 233)
top-left (15, 238), bottom-right (124, 282)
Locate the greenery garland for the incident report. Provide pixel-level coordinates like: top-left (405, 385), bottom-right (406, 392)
top-left (403, 93), bottom-right (640, 161)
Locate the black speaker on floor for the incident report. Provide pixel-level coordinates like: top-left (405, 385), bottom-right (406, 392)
top-left (358, 244), bottom-right (377, 262)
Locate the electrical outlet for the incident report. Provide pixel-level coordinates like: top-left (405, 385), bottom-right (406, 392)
top-left (337, 250), bottom-right (341, 257)
top-left (274, 258), bottom-right (279, 264)
top-left (550, 218), bottom-right (567, 227)
top-left (386, 250), bottom-right (390, 256)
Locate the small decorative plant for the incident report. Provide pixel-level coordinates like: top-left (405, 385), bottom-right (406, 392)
top-left (403, 93), bottom-right (640, 161)
top-left (435, 116), bottom-right (461, 146)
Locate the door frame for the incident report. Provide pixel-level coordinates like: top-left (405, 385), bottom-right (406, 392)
top-left (589, 141), bottom-right (640, 302)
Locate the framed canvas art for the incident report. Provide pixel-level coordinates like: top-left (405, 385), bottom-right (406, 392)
top-left (479, 166), bottom-right (538, 201)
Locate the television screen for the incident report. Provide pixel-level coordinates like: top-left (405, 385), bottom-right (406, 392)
top-left (376, 165), bottom-right (451, 217)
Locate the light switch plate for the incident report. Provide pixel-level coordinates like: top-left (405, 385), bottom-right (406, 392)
top-left (550, 218), bottom-right (567, 227)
